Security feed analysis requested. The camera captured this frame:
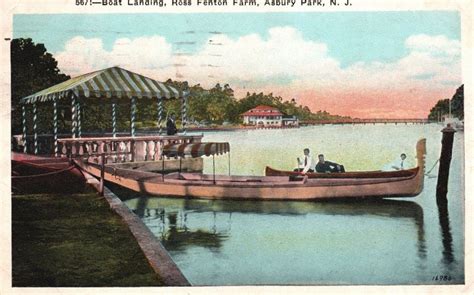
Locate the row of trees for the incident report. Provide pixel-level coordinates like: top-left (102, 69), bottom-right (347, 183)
top-left (11, 38), bottom-right (346, 134)
top-left (428, 85), bottom-right (464, 121)
top-left (164, 80), bottom-right (348, 126)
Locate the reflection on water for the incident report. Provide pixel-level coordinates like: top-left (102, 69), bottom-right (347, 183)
top-left (161, 212), bottom-right (228, 253)
top-left (122, 195), bottom-right (435, 284)
top-left (437, 199), bottom-right (455, 267)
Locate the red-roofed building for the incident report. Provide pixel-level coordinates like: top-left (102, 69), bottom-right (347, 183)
top-left (241, 105), bottom-right (284, 126)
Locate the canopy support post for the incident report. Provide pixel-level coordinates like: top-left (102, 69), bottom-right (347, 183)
top-left (158, 97), bottom-right (163, 135)
top-left (181, 94), bottom-right (187, 135)
top-left (71, 94), bottom-right (77, 139)
top-left (161, 142), bottom-right (165, 182)
top-left (77, 100), bottom-right (82, 138)
top-left (112, 101), bottom-right (117, 138)
top-left (22, 105), bottom-right (27, 153)
top-left (179, 156), bottom-right (182, 178)
top-left (213, 154), bottom-right (216, 184)
top-left (53, 99), bottom-right (58, 156)
top-left (131, 96), bottom-right (137, 137)
top-left (228, 152), bottom-right (231, 176)
top-left (33, 103), bottom-right (38, 155)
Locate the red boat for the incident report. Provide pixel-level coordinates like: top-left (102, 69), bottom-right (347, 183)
top-left (12, 152), bottom-right (87, 194)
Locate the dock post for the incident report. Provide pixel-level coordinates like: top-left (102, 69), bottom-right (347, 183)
top-left (213, 154), bottom-right (216, 184)
top-left (436, 124), bottom-right (456, 204)
top-left (100, 153), bottom-right (105, 196)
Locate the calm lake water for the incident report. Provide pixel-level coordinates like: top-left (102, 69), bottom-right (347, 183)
top-left (118, 124), bottom-right (464, 285)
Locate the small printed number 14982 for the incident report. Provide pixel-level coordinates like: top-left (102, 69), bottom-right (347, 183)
top-left (432, 275), bottom-right (452, 281)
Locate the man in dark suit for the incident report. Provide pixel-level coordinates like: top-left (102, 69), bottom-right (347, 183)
top-left (315, 154), bottom-right (345, 173)
top-left (166, 114), bottom-right (178, 135)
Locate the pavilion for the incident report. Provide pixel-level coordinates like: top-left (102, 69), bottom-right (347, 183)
top-left (18, 66), bottom-right (189, 155)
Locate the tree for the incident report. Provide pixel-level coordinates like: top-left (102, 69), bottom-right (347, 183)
top-left (428, 99), bottom-right (450, 121)
top-left (162, 79), bottom-right (348, 126)
top-left (427, 84), bottom-right (464, 121)
top-left (11, 38), bottom-right (70, 134)
top-left (451, 85), bottom-right (464, 120)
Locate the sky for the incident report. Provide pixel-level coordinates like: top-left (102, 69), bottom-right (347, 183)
top-left (13, 12), bottom-right (461, 118)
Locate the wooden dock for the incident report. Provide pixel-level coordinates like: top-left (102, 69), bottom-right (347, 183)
top-left (301, 118), bottom-right (431, 125)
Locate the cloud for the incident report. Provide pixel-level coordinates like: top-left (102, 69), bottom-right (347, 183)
top-left (56, 35), bottom-right (174, 78)
top-left (405, 34), bottom-right (461, 57)
top-left (190, 26), bottom-right (340, 80)
top-left (54, 30), bottom-right (461, 118)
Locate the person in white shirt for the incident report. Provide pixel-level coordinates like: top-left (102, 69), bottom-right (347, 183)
top-left (382, 153), bottom-right (411, 171)
top-left (294, 148), bottom-right (315, 173)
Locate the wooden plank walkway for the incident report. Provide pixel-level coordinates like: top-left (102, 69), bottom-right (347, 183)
top-left (301, 118), bottom-right (431, 125)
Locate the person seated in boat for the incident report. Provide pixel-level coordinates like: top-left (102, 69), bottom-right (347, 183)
top-left (294, 148), bottom-right (315, 173)
top-left (383, 153), bottom-right (410, 171)
top-left (166, 114), bottom-right (178, 136)
top-left (315, 154), bottom-right (345, 173)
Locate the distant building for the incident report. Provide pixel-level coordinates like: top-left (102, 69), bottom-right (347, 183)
top-left (282, 115), bottom-right (299, 127)
top-left (241, 105), bottom-right (284, 126)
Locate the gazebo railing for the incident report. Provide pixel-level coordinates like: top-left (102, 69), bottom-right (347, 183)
top-left (13, 134), bottom-right (67, 155)
top-left (57, 135), bottom-right (202, 164)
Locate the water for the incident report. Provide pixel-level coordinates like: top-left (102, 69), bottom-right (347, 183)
top-left (118, 124), bottom-right (464, 285)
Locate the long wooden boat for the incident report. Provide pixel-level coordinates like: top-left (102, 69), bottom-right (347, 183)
top-left (75, 139), bottom-right (426, 201)
top-left (265, 158), bottom-right (422, 179)
top-left (265, 166), bottom-right (419, 179)
top-left (12, 152), bottom-right (87, 194)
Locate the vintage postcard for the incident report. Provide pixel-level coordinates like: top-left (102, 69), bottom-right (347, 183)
top-left (1, 0), bottom-right (472, 294)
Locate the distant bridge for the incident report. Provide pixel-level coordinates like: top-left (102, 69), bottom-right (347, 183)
top-left (300, 118), bottom-right (432, 125)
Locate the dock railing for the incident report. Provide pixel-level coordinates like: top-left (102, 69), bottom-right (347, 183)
top-left (57, 135), bottom-right (203, 164)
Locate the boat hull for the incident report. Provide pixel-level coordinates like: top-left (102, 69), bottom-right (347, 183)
top-left (12, 152), bottom-right (87, 194)
top-left (75, 161), bottom-right (424, 201)
top-left (74, 138), bottom-right (426, 201)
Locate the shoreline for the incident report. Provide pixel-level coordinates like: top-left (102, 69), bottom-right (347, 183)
top-left (186, 125), bottom-right (300, 132)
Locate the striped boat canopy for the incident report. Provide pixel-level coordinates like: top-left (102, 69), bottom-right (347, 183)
top-left (163, 142), bottom-right (230, 158)
top-left (20, 66), bottom-right (187, 104)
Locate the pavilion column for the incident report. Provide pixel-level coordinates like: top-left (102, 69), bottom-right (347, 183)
top-left (181, 95), bottom-right (187, 135)
top-left (71, 94), bottom-right (77, 139)
top-left (157, 97), bottom-right (164, 135)
top-left (22, 105), bottom-right (28, 153)
top-left (53, 99), bottom-right (58, 156)
top-left (130, 96), bottom-right (137, 137)
top-left (32, 103), bottom-right (38, 155)
top-left (77, 100), bottom-right (82, 138)
top-left (112, 101), bottom-right (117, 138)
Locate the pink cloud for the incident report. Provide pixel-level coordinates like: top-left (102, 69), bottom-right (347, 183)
top-left (244, 86), bottom-right (455, 119)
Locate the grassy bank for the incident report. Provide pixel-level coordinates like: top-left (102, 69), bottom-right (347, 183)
top-left (12, 191), bottom-right (164, 287)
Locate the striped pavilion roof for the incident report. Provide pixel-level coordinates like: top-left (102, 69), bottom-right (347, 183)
top-left (20, 66), bottom-right (186, 104)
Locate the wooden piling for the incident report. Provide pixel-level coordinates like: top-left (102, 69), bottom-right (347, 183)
top-left (436, 124), bottom-right (456, 203)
